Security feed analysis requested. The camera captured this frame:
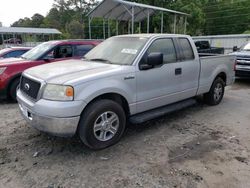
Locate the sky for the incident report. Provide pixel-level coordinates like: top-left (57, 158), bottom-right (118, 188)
top-left (0, 0), bottom-right (54, 26)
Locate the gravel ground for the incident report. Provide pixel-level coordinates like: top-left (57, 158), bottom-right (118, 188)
top-left (0, 79), bottom-right (250, 188)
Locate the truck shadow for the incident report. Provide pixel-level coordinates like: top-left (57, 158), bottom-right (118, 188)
top-left (232, 78), bottom-right (250, 90)
top-left (0, 99), bottom-right (16, 104)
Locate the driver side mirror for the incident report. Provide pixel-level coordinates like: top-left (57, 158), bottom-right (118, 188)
top-left (140, 52), bottom-right (163, 70)
top-left (233, 46), bottom-right (238, 52)
top-left (43, 56), bottom-right (54, 62)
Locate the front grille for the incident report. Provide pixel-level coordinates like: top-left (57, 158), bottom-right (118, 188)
top-left (20, 76), bottom-right (41, 100)
top-left (236, 56), bottom-right (250, 65)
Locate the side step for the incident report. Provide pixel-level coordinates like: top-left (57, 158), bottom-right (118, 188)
top-left (129, 98), bottom-right (197, 124)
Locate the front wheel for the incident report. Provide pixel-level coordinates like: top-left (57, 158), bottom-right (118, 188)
top-left (204, 77), bottom-right (225, 106)
top-left (78, 99), bottom-right (126, 150)
top-left (9, 78), bottom-right (20, 101)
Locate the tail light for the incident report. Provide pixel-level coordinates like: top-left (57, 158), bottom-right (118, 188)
top-left (234, 60), bottom-right (238, 71)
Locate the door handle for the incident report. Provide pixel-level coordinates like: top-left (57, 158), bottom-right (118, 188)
top-left (175, 68), bottom-right (182, 75)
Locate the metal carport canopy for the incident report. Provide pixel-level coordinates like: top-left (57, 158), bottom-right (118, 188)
top-left (87, 0), bottom-right (189, 38)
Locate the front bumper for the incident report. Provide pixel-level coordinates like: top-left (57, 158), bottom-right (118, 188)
top-left (236, 65), bottom-right (250, 78)
top-left (17, 89), bottom-right (86, 137)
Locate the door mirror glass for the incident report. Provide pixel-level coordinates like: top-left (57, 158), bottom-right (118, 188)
top-left (147, 52), bottom-right (163, 66)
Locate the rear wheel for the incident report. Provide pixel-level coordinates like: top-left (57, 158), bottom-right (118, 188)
top-left (204, 77), bottom-right (225, 105)
top-left (78, 99), bottom-right (126, 150)
top-left (9, 78), bottom-right (20, 101)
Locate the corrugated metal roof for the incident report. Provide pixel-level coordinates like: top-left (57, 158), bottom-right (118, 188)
top-left (88, 0), bottom-right (189, 22)
top-left (0, 27), bottom-right (61, 34)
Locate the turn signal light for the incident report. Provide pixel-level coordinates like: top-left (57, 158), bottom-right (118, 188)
top-left (65, 87), bottom-right (74, 97)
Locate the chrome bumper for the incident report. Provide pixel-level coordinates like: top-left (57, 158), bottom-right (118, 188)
top-left (19, 104), bottom-right (80, 137)
top-left (17, 89), bottom-right (86, 137)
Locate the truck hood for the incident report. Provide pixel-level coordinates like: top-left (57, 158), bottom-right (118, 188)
top-left (231, 51), bottom-right (250, 58)
top-left (0, 57), bottom-right (31, 66)
top-left (24, 59), bottom-right (127, 85)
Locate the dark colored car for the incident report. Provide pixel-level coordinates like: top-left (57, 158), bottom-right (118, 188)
top-left (195, 40), bottom-right (224, 54)
top-left (232, 41), bottom-right (250, 78)
top-left (0, 40), bottom-right (101, 100)
top-left (0, 47), bottom-right (31, 59)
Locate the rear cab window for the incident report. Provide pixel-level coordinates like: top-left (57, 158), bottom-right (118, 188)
top-left (178, 38), bottom-right (195, 61)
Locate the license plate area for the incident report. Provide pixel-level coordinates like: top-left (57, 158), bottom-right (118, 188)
top-left (19, 103), bottom-right (33, 120)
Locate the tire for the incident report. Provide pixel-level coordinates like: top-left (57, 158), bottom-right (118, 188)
top-left (9, 78), bottom-right (20, 101)
top-left (204, 77), bottom-right (225, 106)
top-left (78, 99), bottom-right (126, 150)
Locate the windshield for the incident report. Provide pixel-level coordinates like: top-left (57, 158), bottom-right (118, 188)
top-left (84, 36), bottom-right (148, 65)
top-left (240, 42), bottom-right (250, 51)
top-left (21, 42), bottom-right (56, 60)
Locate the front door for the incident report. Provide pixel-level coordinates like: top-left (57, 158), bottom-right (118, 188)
top-left (136, 38), bottom-right (184, 113)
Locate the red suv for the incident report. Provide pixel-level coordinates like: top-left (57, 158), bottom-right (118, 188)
top-left (0, 40), bottom-right (101, 100)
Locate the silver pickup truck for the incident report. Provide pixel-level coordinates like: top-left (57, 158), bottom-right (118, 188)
top-left (17, 34), bottom-right (235, 149)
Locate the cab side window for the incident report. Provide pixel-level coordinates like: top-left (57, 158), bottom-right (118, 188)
top-left (45, 45), bottom-right (73, 59)
top-left (146, 38), bottom-right (177, 64)
top-left (178, 38), bottom-right (194, 61)
top-left (75, 44), bottom-right (94, 57)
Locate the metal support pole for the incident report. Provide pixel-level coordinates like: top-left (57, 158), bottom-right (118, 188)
top-left (108, 19), bottom-right (110, 37)
top-left (161, 11), bottom-right (164, 33)
top-left (116, 20), bottom-right (119, 35)
top-left (131, 6), bottom-right (134, 34)
top-left (88, 17), bottom-right (92, 39)
top-left (184, 16), bottom-right (187, 34)
top-left (128, 21), bottom-right (130, 34)
top-left (147, 10), bottom-right (150, 33)
top-left (139, 22), bottom-right (141, 33)
top-left (173, 14), bottom-right (176, 34)
top-left (1, 34), bottom-right (4, 43)
top-left (103, 19), bottom-right (106, 39)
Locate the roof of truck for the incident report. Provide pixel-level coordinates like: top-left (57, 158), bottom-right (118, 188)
top-left (113, 33), bottom-right (190, 38)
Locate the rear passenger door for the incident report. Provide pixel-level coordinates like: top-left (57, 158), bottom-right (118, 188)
top-left (177, 38), bottom-right (200, 98)
top-left (136, 38), bottom-right (184, 113)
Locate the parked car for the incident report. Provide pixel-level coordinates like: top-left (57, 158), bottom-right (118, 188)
top-left (17, 34), bottom-right (235, 149)
top-left (0, 40), bottom-right (101, 100)
top-left (4, 38), bottom-right (22, 44)
top-left (195, 40), bottom-right (224, 54)
top-left (231, 41), bottom-right (250, 77)
top-left (0, 47), bottom-right (31, 59)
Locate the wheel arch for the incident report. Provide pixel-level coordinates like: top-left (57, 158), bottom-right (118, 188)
top-left (215, 72), bottom-right (227, 84)
top-left (6, 73), bottom-right (22, 96)
top-left (83, 92), bottom-right (130, 117)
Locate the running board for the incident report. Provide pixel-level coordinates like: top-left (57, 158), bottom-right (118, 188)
top-left (129, 98), bottom-right (197, 124)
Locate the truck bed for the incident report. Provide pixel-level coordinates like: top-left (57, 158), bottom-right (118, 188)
top-left (197, 54), bottom-right (235, 95)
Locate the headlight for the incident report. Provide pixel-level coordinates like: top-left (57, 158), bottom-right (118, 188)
top-left (0, 67), bottom-right (7, 75)
top-left (43, 84), bottom-right (74, 101)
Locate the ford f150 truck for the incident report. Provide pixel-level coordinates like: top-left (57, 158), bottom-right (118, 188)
top-left (17, 34), bottom-right (235, 149)
top-left (232, 41), bottom-right (250, 77)
top-left (0, 40), bottom-right (100, 100)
